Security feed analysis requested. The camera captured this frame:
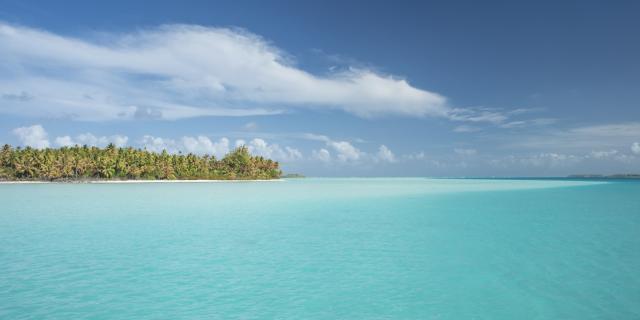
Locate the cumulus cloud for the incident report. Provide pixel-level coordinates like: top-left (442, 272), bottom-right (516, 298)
top-left (301, 133), bottom-right (364, 162)
top-left (140, 135), bottom-right (175, 153)
top-left (312, 148), bottom-right (331, 162)
top-left (54, 136), bottom-right (74, 147)
top-left (181, 136), bottom-right (230, 158)
top-left (632, 142), bottom-right (640, 155)
top-left (0, 22), bottom-right (448, 120)
top-left (376, 145), bottom-right (396, 162)
top-left (235, 139), bottom-right (246, 148)
top-left (8, 124), bottom-right (303, 162)
top-left (12, 124), bottom-right (50, 148)
top-left (55, 133), bottom-right (128, 147)
top-left (244, 138), bottom-right (302, 161)
top-left (327, 141), bottom-right (362, 162)
top-left (589, 150), bottom-right (618, 159)
top-left (140, 135), bottom-right (231, 158)
top-left (138, 135), bottom-right (302, 161)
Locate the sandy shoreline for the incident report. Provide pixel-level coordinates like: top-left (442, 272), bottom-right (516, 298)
top-left (0, 179), bottom-right (285, 184)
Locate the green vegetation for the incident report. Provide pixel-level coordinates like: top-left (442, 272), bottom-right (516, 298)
top-left (0, 144), bottom-right (281, 181)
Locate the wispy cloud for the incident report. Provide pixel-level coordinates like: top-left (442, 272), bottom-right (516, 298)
top-left (509, 122), bottom-right (640, 151)
top-left (453, 125), bottom-right (481, 133)
top-left (0, 22), bottom-right (448, 120)
top-left (447, 106), bottom-right (555, 131)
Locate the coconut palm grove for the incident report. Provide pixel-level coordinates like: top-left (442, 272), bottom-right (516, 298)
top-left (0, 144), bottom-right (281, 181)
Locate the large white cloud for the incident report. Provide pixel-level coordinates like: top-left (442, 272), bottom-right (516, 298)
top-left (139, 135), bottom-right (302, 161)
top-left (140, 135), bottom-right (231, 158)
top-left (240, 138), bottom-right (303, 161)
top-left (181, 136), bottom-right (230, 157)
top-left (55, 133), bottom-right (128, 147)
top-left (12, 124), bottom-right (50, 149)
top-left (0, 22), bottom-right (448, 120)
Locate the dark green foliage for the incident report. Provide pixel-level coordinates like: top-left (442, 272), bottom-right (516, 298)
top-left (0, 144), bottom-right (281, 181)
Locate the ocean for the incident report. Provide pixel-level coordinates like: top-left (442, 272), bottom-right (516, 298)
top-left (1, 178), bottom-right (639, 319)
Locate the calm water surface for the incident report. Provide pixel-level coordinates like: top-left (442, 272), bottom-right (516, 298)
top-left (1, 178), bottom-right (639, 319)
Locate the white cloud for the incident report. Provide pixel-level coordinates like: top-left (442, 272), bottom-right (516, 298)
top-left (499, 118), bottom-right (556, 129)
top-left (285, 147), bottom-right (303, 161)
top-left (403, 151), bottom-right (426, 160)
top-left (447, 108), bottom-right (507, 124)
top-left (312, 148), bottom-right (331, 162)
top-left (140, 135), bottom-right (301, 161)
top-left (302, 133), bottom-right (399, 164)
top-left (245, 138), bottom-right (302, 161)
top-left (181, 136), bottom-right (230, 158)
top-left (54, 133), bottom-right (129, 147)
top-left (0, 22), bottom-right (448, 120)
top-left (301, 133), bottom-right (364, 162)
top-left (327, 140), bottom-right (362, 162)
top-left (589, 150), bottom-right (618, 159)
top-left (242, 122), bottom-right (258, 130)
top-left (491, 153), bottom-right (583, 168)
top-left (111, 135), bottom-right (129, 147)
top-left (446, 107), bottom-right (555, 130)
top-left (376, 145), bottom-right (396, 162)
top-left (54, 136), bottom-right (74, 147)
top-left (453, 125), bottom-right (481, 133)
top-left (509, 122), bottom-right (640, 151)
top-left (12, 124), bottom-right (50, 148)
top-left (454, 148), bottom-right (477, 155)
top-left (632, 142), bottom-right (640, 155)
top-left (235, 139), bottom-right (246, 148)
top-left (141, 135), bottom-right (176, 153)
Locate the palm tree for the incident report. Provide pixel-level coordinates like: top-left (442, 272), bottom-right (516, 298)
top-left (0, 144), bottom-right (282, 181)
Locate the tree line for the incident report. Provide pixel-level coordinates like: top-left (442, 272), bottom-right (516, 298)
top-left (0, 144), bottom-right (281, 181)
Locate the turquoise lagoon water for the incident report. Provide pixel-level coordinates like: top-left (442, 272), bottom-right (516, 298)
top-left (1, 178), bottom-right (639, 319)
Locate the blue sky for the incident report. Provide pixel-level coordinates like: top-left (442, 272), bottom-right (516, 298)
top-left (1, 0), bottom-right (639, 176)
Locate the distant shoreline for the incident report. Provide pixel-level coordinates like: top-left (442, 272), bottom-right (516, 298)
top-left (0, 179), bottom-right (285, 184)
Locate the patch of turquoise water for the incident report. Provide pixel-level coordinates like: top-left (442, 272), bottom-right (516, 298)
top-left (0, 179), bottom-right (639, 319)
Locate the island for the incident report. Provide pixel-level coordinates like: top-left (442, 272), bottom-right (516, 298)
top-left (0, 144), bottom-right (281, 181)
top-left (568, 174), bottom-right (640, 179)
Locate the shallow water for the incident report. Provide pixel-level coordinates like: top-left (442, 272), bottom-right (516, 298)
top-left (1, 178), bottom-right (639, 319)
